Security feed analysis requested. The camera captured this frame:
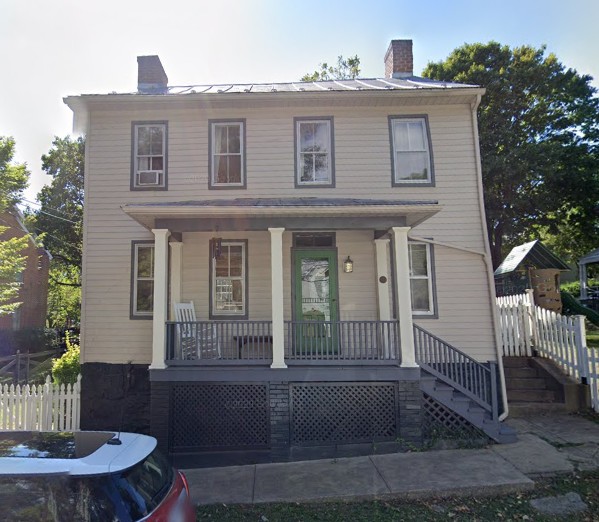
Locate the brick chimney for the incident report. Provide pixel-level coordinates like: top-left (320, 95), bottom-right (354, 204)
top-left (137, 55), bottom-right (168, 94)
top-left (384, 40), bottom-right (413, 78)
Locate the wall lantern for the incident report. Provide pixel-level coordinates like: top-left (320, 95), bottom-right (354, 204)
top-left (343, 256), bottom-right (354, 273)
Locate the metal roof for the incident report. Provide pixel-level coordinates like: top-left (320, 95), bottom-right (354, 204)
top-left (80, 76), bottom-right (478, 97)
top-left (580, 248), bottom-right (599, 266)
top-left (494, 240), bottom-right (570, 276)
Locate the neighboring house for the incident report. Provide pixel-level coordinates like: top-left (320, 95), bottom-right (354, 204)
top-left (0, 209), bottom-right (50, 354)
top-left (65, 39), bottom-right (513, 464)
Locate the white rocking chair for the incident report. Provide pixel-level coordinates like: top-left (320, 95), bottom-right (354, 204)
top-left (174, 301), bottom-right (221, 359)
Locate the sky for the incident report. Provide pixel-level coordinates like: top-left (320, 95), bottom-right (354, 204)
top-left (1, 0), bottom-right (598, 204)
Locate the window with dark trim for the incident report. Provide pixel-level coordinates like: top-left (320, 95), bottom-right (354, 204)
top-left (389, 115), bottom-right (434, 186)
top-left (292, 232), bottom-right (336, 247)
top-left (294, 117), bottom-right (335, 187)
top-left (210, 240), bottom-right (248, 318)
top-left (209, 120), bottom-right (246, 189)
top-left (408, 242), bottom-right (436, 316)
top-left (131, 242), bottom-right (154, 318)
top-left (131, 122), bottom-right (168, 190)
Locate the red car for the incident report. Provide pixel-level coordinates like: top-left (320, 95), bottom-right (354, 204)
top-left (0, 430), bottom-right (195, 521)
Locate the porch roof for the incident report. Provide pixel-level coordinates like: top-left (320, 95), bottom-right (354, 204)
top-left (122, 197), bottom-right (441, 232)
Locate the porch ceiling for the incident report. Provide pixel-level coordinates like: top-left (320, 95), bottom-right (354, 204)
top-left (122, 198), bottom-right (441, 232)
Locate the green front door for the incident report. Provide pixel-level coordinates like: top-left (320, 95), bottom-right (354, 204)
top-left (293, 249), bottom-right (338, 355)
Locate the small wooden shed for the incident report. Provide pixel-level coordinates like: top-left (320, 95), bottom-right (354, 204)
top-left (494, 240), bottom-right (570, 309)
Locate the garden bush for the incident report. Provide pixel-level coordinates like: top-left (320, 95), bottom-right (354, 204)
top-left (51, 333), bottom-right (80, 385)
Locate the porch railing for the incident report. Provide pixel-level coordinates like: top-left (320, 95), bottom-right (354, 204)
top-left (166, 321), bottom-right (273, 362)
top-left (414, 324), bottom-right (497, 416)
top-left (166, 320), bottom-right (400, 363)
top-left (285, 320), bottom-right (400, 361)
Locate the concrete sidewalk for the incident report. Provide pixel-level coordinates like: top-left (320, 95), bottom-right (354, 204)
top-left (183, 412), bottom-right (599, 506)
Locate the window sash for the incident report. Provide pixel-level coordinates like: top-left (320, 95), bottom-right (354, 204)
top-left (134, 125), bottom-right (166, 187)
top-left (297, 120), bottom-right (332, 185)
top-left (211, 122), bottom-right (244, 186)
top-left (212, 242), bottom-right (246, 315)
top-left (408, 242), bottom-right (434, 315)
top-left (391, 118), bottom-right (432, 184)
top-left (133, 244), bottom-right (154, 316)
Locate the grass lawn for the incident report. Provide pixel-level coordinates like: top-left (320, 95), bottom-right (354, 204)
top-left (196, 471), bottom-right (599, 521)
top-left (587, 330), bottom-right (599, 348)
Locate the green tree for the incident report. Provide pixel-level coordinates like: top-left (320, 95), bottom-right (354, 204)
top-left (32, 136), bottom-right (84, 327)
top-left (0, 137), bottom-right (29, 316)
top-left (423, 42), bottom-right (599, 267)
top-left (35, 136), bottom-right (84, 275)
top-left (301, 55), bottom-right (361, 82)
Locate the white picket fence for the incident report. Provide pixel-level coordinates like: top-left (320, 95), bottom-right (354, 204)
top-left (0, 374), bottom-right (81, 431)
top-left (497, 291), bottom-right (599, 412)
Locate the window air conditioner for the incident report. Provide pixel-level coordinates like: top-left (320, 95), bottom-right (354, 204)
top-left (137, 171), bottom-right (161, 186)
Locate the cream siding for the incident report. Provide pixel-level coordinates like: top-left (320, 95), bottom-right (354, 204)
top-left (81, 98), bottom-right (497, 364)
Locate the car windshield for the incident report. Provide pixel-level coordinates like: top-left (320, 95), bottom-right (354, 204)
top-left (0, 449), bottom-right (174, 521)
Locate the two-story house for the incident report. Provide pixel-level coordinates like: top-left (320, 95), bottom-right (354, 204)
top-left (65, 39), bottom-right (514, 466)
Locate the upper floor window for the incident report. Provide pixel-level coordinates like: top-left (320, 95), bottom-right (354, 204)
top-left (210, 240), bottom-right (248, 318)
top-left (132, 122), bottom-right (167, 190)
top-left (131, 242), bottom-right (154, 319)
top-left (209, 120), bottom-right (246, 189)
top-left (295, 117), bottom-right (335, 187)
top-left (389, 116), bottom-right (434, 186)
top-left (408, 242), bottom-right (436, 316)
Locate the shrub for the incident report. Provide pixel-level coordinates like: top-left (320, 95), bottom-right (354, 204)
top-left (561, 279), bottom-right (599, 297)
top-left (51, 333), bottom-right (80, 385)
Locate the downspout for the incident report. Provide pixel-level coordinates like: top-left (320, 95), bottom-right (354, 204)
top-left (471, 93), bottom-right (509, 421)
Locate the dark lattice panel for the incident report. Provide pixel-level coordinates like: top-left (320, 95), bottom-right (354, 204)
top-left (291, 383), bottom-right (397, 445)
top-left (170, 384), bottom-right (269, 450)
top-left (423, 394), bottom-right (488, 441)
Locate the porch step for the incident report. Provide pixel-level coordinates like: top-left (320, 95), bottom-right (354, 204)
top-left (504, 367), bottom-right (539, 379)
top-left (420, 369), bottom-right (517, 445)
top-left (507, 377), bottom-right (547, 389)
top-left (507, 389), bottom-right (558, 403)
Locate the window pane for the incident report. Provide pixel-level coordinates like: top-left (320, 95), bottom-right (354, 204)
top-left (137, 247), bottom-right (153, 277)
top-left (396, 151), bottom-right (428, 181)
top-left (394, 122), bottom-right (409, 150)
top-left (411, 279), bottom-right (430, 312)
top-left (301, 154), bottom-right (314, 182)
top-left (137, 127), bottom-right (150, 155)
top-left (410, 244), bottom-right (428, 277)
top-left (407, 121), bottom-right (426, 150)
top-left (151, 156), bottom-right (163, 171)
top-left (229, 246), bottom-right (242, 277)
top-left (215, 126), bottom-right (227, 153)
top-left (228, 125), bottom-right (241, 153)
top-left (312, 122), bottom-right (329, 152)
top-left (215, 156), bottom-right (228, 183)
top-left (299, 123), bottom-right (314, 151)
top-left (150, 126), bottom-right (163, 154)
top-left (231, 280), bottom-right (243, 310)
top-left (314, 154), bottom-right (329, 181)
top-left (137, 281), bottom-right (154, 312)
top-left (137, 157), bottom-right (151, 171)
top-left (228, 155), bottom-right (242, 183)
top-left (215, 248), bottom-right (229, 277)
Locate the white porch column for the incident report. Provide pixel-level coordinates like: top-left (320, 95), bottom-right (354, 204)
top-left (375, 238), bottom-right (392, 358)
top-left (150, 229), bottom-right (170, 370)
top-left (391, 227), bottom-right (418, 368)
top-left (169, 242), bottom-right (183, 319)
top-left (269, 227), bottom-right (287, 369)
top-left (375, 238), bottom-right (392, 321)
